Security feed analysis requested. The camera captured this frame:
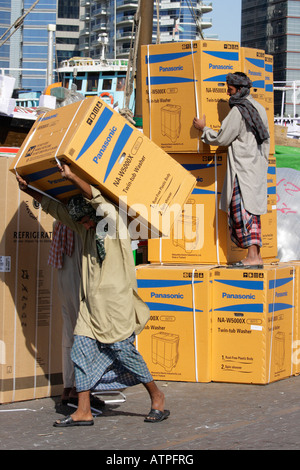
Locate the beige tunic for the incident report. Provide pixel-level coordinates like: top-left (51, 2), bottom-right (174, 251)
top-left (201, 95), bottom-right (270, 215)
top-left (42, 187), bottom-right (150, 344)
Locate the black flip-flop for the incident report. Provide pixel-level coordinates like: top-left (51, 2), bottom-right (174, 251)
top-left (53, 415), bottom-right (94, 427)
top-left (230, 261), bottom-right (263, 269)
top-left (144, 409), bottom-right (170, 423)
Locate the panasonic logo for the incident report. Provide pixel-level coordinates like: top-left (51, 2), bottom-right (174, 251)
top-left (248, 70), bottom-right (262, 76)
top-left (93, 126), bottom-right (117, 164)
top-left (159, 65), bottom-right (183, 72)
top-left (222, 292), bottom-right (255, 300)
top-left (39, 113), bottom-right (58, 122)
top-left (275, 291), bottom-right (287, 297)
top-left (209, 63), bottom-right (233, 70)
top-left (151, 292), bottom-right (184, 299)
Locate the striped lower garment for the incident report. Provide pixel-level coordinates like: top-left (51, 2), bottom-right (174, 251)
top-left (71, 333), bottom-right (153, 392)
top-left (228, 177), bottom-right (262, 249)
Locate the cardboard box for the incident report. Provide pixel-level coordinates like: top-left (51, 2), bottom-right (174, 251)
top-left (9, 97), bottom-right (196, 238)
top-left (141, 40), bottom-right (241, 153)
top-left (265, 54), bottom-right (275, 154)
top-left (135, 264), bottom-right (215, 382)
top-left (280, 261), bottom-right (300, 375)
top-left (148, 153), bottom-right (277, 264)
top-left (241, 47), bottom-right (265, 106)
top-left (0, 157), bottom-right (63, 403)
top-left (261, 155), bottom-right (277, 260)
top-left (0, 75), bottom-right (15, 100)
top-left (211, 264), bottom-right (296, 384)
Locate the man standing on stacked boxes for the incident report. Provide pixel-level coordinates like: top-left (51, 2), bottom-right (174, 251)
top-left (193, 72), bottom-right (270, 269)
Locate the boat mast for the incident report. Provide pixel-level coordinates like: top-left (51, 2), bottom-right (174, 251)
top-left (135, 0), bottom-right (154, 125)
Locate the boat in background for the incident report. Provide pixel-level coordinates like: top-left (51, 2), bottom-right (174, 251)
top-left (0, 55), bottom-right (135, 147)
top-left (56, 56), bottom-right (135, 112)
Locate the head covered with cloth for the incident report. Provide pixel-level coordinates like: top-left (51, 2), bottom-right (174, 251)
top-left (67, 194), bottom-right (106, 262)
top-left (226, 72), bottom-right (269, 145)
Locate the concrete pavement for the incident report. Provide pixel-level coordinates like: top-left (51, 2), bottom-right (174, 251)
top-left (1, 376), bottom-right (300, 452)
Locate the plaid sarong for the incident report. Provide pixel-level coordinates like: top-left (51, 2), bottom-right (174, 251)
top-left (48, 221), bottom-right (74, 269)
top-left (71, 334), bottom-right (153, 392)
top-left (228, 177), bottom-right (262, 249)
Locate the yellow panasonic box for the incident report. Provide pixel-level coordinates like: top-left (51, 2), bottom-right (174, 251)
top-left (262, 155), bottom-right (278, 261)
top-left (265, 54), bottom-right (275, 154)
top-left (280, 261), bottom-right (300, 375)
top-left (240, 47), bottom-right (265, 106)
top-left (148, 153), bottom-right (277, 264)
top-left (211, 264), bottom-right (296, 384)
top-left (141, 40), bottom-right (241, 153)
top-left (9, 97), bottom-right (196, 238)
top-left (135, 264), bottom-right (215, 383)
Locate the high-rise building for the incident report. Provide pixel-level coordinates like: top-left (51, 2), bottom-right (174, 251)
top-left (153, 0), bottom-right (213, 43)
top-left (56, 0), bottom-right (85, 65)
top-left (79, 0), bottom-right (213, 60)
top-left (0, 0), bottom-right (214, 94)
top-left (241, 0), bottom-right (300, 116)
top-left (0, 0), bottom-right (83, 93)
top-left (0, 0), bottom-right (57, 93)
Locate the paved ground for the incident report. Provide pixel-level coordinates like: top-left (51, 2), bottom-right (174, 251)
top-left (1, 375), bottom-right (300, 454)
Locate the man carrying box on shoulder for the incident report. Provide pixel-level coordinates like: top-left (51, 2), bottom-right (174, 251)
top-left (193, 72), bottom-right (270, 269)
top-left (16, 164), bottom-right (170, 426)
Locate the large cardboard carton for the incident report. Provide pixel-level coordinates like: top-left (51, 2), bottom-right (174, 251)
top-left (265, 54), bottom-right (275, 154)
top-left (211, 264), bottom-right (296, 384)
top-left (135, 264), bottom-right (214, 383)
top-left (240, 47), bottom-right (265, 106)
top-left (141, 40), bottom-right (241, 153)
top-left (0, 157), bottom-right (63, 403)
top-left (148, 153), bottom-right (277, 264)
top-left (280, 261), bottom-right (300, 375)
top-left (9, 97), bottom-right (196, 238)
top-left (262, 155), bottom-right (277, 260)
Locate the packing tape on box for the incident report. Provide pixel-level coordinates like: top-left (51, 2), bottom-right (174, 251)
top-left (191, 268), bottom-right (199, 382)
top-left (146, 45), bottom-right (152, 141)
top-left (290, 266), bottom-right (296, 378)
top-left (190, 41), bottom-right (200, 153)
top-left (11, 189), bottom-right (21, 401)
top-left (214, 153), bottom-right (220, 265)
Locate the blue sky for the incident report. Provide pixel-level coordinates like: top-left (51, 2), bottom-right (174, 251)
top-left (207, 0), bottom-right (242, 42)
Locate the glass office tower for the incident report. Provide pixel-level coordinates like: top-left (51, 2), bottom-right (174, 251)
top-left (0, 0), bottom-right (83, 93)
top-left (79, 0), bottom-right (213, 60)
top-left (0, 0), bottom-right (56, 92)
top-left (56, 0), bottom-right (84, 65)
top-left (241, 0), bottom-right (300, 116)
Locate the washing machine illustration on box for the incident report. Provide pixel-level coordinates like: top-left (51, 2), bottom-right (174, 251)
top-left (172, 199), bottom-right (202, 252)
top-left (161, 105), bottom-right (181, 143)
top-left (152, 332), bottom-right (179, 372)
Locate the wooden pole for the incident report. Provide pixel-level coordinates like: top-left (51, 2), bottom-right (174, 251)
top-left (135, 0), bottom-right (154, 125)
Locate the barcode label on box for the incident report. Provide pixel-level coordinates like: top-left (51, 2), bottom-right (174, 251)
top-left (0, 256), bottom-right (11, 272)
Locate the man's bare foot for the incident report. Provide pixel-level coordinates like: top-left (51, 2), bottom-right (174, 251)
top-left (241, 257), bottom-right (263, 266)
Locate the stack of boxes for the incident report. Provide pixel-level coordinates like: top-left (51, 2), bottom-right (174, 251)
top-left (135, 41), bottom-right (298, 386)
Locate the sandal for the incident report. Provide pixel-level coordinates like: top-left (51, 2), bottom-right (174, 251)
top-left (53, 415), bottom-right (94, 427)
top-left (230, 261), bottom-right (263, 269)
top-left (144, 409), bottom-right (170, 423)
